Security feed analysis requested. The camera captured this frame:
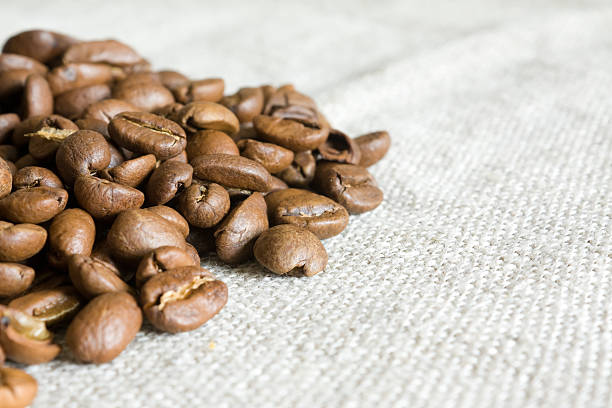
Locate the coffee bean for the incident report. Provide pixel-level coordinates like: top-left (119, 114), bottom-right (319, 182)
top-left (140, 266), bottom-right (227, 333)
top-left (269, 175), bottom-right (288, 192)
top-left (2, 29), bottom-right (78, 63)
top-left (263, 88), bottom-right (319, 123)
top-left (62, 40), bottom-right (145, 68)
top-left (164, 149), bottom-right (188, 164)
top-left (253, 115), bottom-right (329, 152)
top-left (135, 246), bottom-right (197, 287)
top-left (107, 209), bottom-right (186, 264)
top-left (0, 69), bottom-right (30, 99)
top-left (55, 130), bottom-right (111, 185)
top-left (175, 101), bottom-right (240, 134)
top-left (276, 150), bottom-right (316, 188)
top-left (214, 192), bottom-right (268, 264)
top-left (0, 145), bottom-right (18, 162)
top-left (68, 254), bottom-right (131, 299)
top-left (8, 286), bottom-right (82, 326)
top-left (191, 153), bottom-right (274, 192)
top-left (0, 306), bottom-right (61, 364)
top-left (99, 153), bottom-right (156, 187)
top-left (0, 157), bottom-right (11, 198)
top-left (237, 138), bottom-right (294, 173)
top-left (82, 98), bottom-right (140, 123)
top-left (0, 366), bottom-right (38, 408)
top-left (75, 117), bottom-right (111, 138)
top-left (154, 101), bottom-right (184, 119)
top-left (13, 166), bottom-right (63, 189)
top-left (157, 70), bottom-right (189, 91)
top-left (0, 113), bottom-right (20, 144)
top-left (21, 73), bottom-right (53, 118)
top-left (183, 242), bottom-right (200, 265)
top-left (74, 175), bottom-right (144, 220)
top-left (317, 128), bottom-right (361, 165)
top-left (109, 111), bottom-right (186, 160)
top-left (0, 186), bottom-right (68, 224)
top-left (145, 160), bottom-right (193, 205)
top-left (186, 227), bottom-right (215, 256)
top-left (26, 114), bottom-right (78, 160)
top-left (47, 209), bottom-right (96, 269)
top-left (253, 224), bottom-right (327, 276)
top-left (177, 182), bottom-right (230, 229)
top-left (0, 221), bottom-right (47, 262)
top-left (173, 78), bottom-right (224, 104)
top-left (186, 129), bottom-right (239, 159)
top-left (107, 142), bottom-right (125, 167)
top-left (0, 263), bottom-right (35, 297)
top-left (66, 291), bottom-right (142, 364)
top-left (354, 130), bottom-right (391, 167)
top-left (0, 53), bottom-right (48, 74)
top-left (113, 82), bottom-right (175, 112)
top-left (54, 84), bottom-right (111, 119)
top-left (145, 205), bottom-right (190, 238)
top-left (220, 86), bottom-right (264, 123)
top-left (47, 63), bottom-right (118, 95)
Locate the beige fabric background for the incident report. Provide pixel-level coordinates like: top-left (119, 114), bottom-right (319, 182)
top-left (2, 1), bottom-right (612, 407)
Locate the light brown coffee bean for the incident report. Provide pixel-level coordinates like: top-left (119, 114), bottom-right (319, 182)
top-left (145, 161), bottom-right (193, 205)
top-left (220, 87), bottom-right (264, 123)
top-left (0, 53), bottom-right (47, 74)
top-left (47, 208), bottom-right (96, 269)
top-left (8, 286), bottom-right (82, 326)
top-left (13, 166), bottom-right (63, 189)
top-left (54, 84), bottom-right (111, 119)
top-left (354, 130), bottom-right (391, 167)
top-left (177, 182), bottom-right (230, 229)
top-left (175, 101), bottom-right (240, 134)
top-left (82, 98), bottom-right (140, 123)
top-left (276, 150), bottom-right (316, 188)
top-left (0, 69), bottom-right (31, 99)
top-left (157, 70), bottom-right (189, 91)
top-left (173, 78), bottom-right (224, 104)
top-left (0, 221), bottom-right (47, 262)
top-left (99, 153), bottom-right (156, 187)
top-left (68, 255), bottom-right (131, 299)
top-left (75, 117), bottom-right (110, 138)
top-left (263, 88), bottom-right (318, 122)
top-left (26, 116), bottom-right (78, 161)
top-left (269, 175), bottom-right (288, 192)
top-left (253, 115), bottom-right (329, 152)
top-left (0, 263), bottom-right (35, 297)
top-left (0, 186), bottom-right (68, 224)
top-left (145, 206), bottom-right (190, 238)
top-left (3, 29), bottom-right (79, 63)
top-left (237, 138), bottom-right (294, 173)
top-left (135, 246), bottom-right (197, 287)
top-left (55, 130), bottom-right (111, 185)
top-left (62, 40), bottom-right (144, 67)
top-left (21, 73), bottom-right (53, 118)
top-left (47, 63), bottom-right (118, 95)
top-left (0, 366), bottom-right (38, 408)
top-left (74, 175), bottom-right (144, 220)
top-left (317, 128), bottom-right (361, 165)
top-left (191, 153), bottom-right (274, 192)
top-left (186, 129), bottom-right (239, 159)
top-left (113, 82), bottom-right (175, 112)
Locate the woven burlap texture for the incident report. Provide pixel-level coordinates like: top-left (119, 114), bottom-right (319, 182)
top-left (2, 1), bottom-right (612, 407)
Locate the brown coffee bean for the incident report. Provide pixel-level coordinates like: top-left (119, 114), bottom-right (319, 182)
top-left (214, 192), bottom-right (268, 264)
top-left (11, 115), bottom-right (45, 147)
top-left (157, 70), bottom-right (189, 91)
top-left (107, 209), bottom-right (186, 264)
top-left (55, 130), bottom-right (111, 185)
top-left (109, 111), bottom-right (186, 160)
top-left (99, 153), bottom-right (156, 187)
top-left (107, 142), bottom-right (125, 167)
top-left (186, 227), bottom-right (215, 256)
top-left (0, 113), bottom-right (20, 144)
top-left (0, 221), bottom-right (47, 262)
top-left (54, 84), bottom-right (111, 119)
top-left (220, 87), bottom-right (264, 123)
top-left (276, 150), bottom-right (316, 188)
top-left (13, 166), bottom-right (63, 189)
top-left (145, 161), bottom-right (193, 205)
top-left (0, 186), bottom-right (68, 224)
top-left (82, 98), bottom-right (140, 123)
top-left (145, 206), bottom-right (190, 238)
top-left (21, 73), bottom-right (53, 118)
top-left (0, 263), bottom-right (34, 297)
top-left (0, 53), bottom-right (47, 74)
top-left (0, 306), bottom-right (61, 364)
top-left (75, 117), bottom-right (111, 138)
top-left (164, 149), bottom-right (188, 164)
top-left (183, 242), bottom-right (200, 265)
top-left (113, 82), bottom-right (175, 112)
top-left (177, 182), bottom-right (230, 229)
top-left (313, 162), bottom-right (383, 214)
top-left (237, 138), bottom-right (294, 173)
top-left (0, 69), bottom-right (30, 99)
top-left (3, 29), bottom-right (79, 63)
top-left (47, 209), bottom-right (96, 269)
top-left (186, 129), bottom-right (239, 159)
top-left (191, 153), bottom-right (274, 192)
top-left (175, 101), bottom-right (240, 134)
top-left (68, 255), bottom-right (131, 299)
top-left (0, 366), bottom-right (38, 408)
top-left (26, 114), bottom-right (78, 160)
top-left (254, 224), bottom-right (327, 276)
top-left (173, 78), bottom-right (224, 104)
top-left (47, 63), bottom-right (117, 95)
top-left (354, 130), bottom-right (391, 167)
top-left (268, 175), bottom-right (288, 192)
top-left (0, 157), bottom-right (11, 198)
top-left (74, 175), bottom-right (144, 220)
top-left (135, 246), bottom-right (197, 287)
top-left (232, 122), bottom-right (258, 142)
top-left (66, 291), bottom-right (142, 364)
top-left (317, 128), bottom-right (361, 165)
top-left (263, 88), bottom-right (319, 123)
top-left (0, 145), bottom-right (18, 162)
top-left (63, 40), bottom-right (144, 67)
top-left (253, 115), bottom-right (329, 152)
top-left (265, 188), bottom-right (349, 239)
top-left (140, 266), bottom-right (227, 333)
top-left (8, 286), bottom-right (81, 326)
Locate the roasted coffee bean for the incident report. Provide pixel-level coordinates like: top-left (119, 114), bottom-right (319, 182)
top-left (164, 149), bottom-right (188, 163)
top-left (145, 205), bottom-right (190, 238)
top-left (237, 138), bottom-right (294, 173)
top-left (183, 242), bottom-right (200, 265)
top-left (140, 266), bottom-right (227, 333)
top-left (47, 208), bottom-right (96, 269)
top-left (253, 115), bottom-right (329, 152)
top-left (175, 101), bottom-right (240, 134)
top-left (0, 263), bottom-right (35, 297)
top-left (107, 209), bottom-right (186, 264)
top-left (191, 153), bottom-right (273, 192)
top-left (0, 306), bottom-right (61, 364)
top-left (276, 150), bottom-right (316, 188)
top-left (68, 255), bottom-right (131, 299)
top-left (0, 53), bottom-right (47, 74)
top-left (157, 70), bottom-right (189, 91)
top-left (354, 130), bottom-right (391, 167)
top-left (0, 186), bottom-right (68, 224)
top-left (26, 114), bottom-right (78, 160)
top-left (220, 87), bottom-right (264, 123)
top-left (0, 69), bottom-right (31, 99)
top-left (63, 40), bottom-right (144, 67)
top-left (0, 113), bottom-right (20, 144)
top-left (82, 98), bottom-right (140, 123)
top-left (0, 221), bottom-right (47, 262)
top-left (47, 63), bottom-right (118, 95)
top-left (0, 157), bottom-right (11, 198)
top-left (116, 72), bottom-right (161, 88)
top-left (214, 192), bottom-right (268, 264)
top-left (253, 224), bottom-right (327, 276)
top-left (135, 246), bottom-right (197, 287)
top-left (13, 166), bottom-right (63, 189)
top-left (2, 29), bottom-right (78, 63)
top-left (98, 153), bottom-right (156, 187)
top-left (0, 145), bottom-right (18, 162)
top-left (313, 162), bottom-right (383, 214)
top-left (173, 78), bottom-right (224, 104)
top-left (269, 175), bottom-right (288, 192)
top-left (317, 128), bottom-right (361, 164)
top-left (263, 88), bottom-right (319, 123)
top-left (11, 115), bottom-right (46, 147)
top-left (66, 291), bottom-right (142, 364)
top-left (109, 111), bottom-right (186, 160)
top-left (113, 82), bottom-right (175, 112)
top-left (0, 366), bottom-right (38, 408)
top-left (74, 175), bottom-right (144, 219)
top-left (21, 73), bottom-right (53, 118)
top-left (9, 286), bottom-right (81, 326)
top-left (54, 84), bottom-right (111, 119)
top-left (232, 122), bottom-right (258, 142)
top-left (177, 182), bottom-right (230, 229)
top-left (107, 142), bottom-right (125, 167)
top-left (75, 117), bottom-right (111, 138)
top-left (265, 189), bottom-right (349, 239)
top-left (145, 161), bottom-right (193, 205)
top-left (55, 130), bottom-right (111, 185)
top-left (186, 129), bottom-right (239, 159)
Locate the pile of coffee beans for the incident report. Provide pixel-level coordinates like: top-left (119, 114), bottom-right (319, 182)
top-left (0, 29), bottom-right (390, 406)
